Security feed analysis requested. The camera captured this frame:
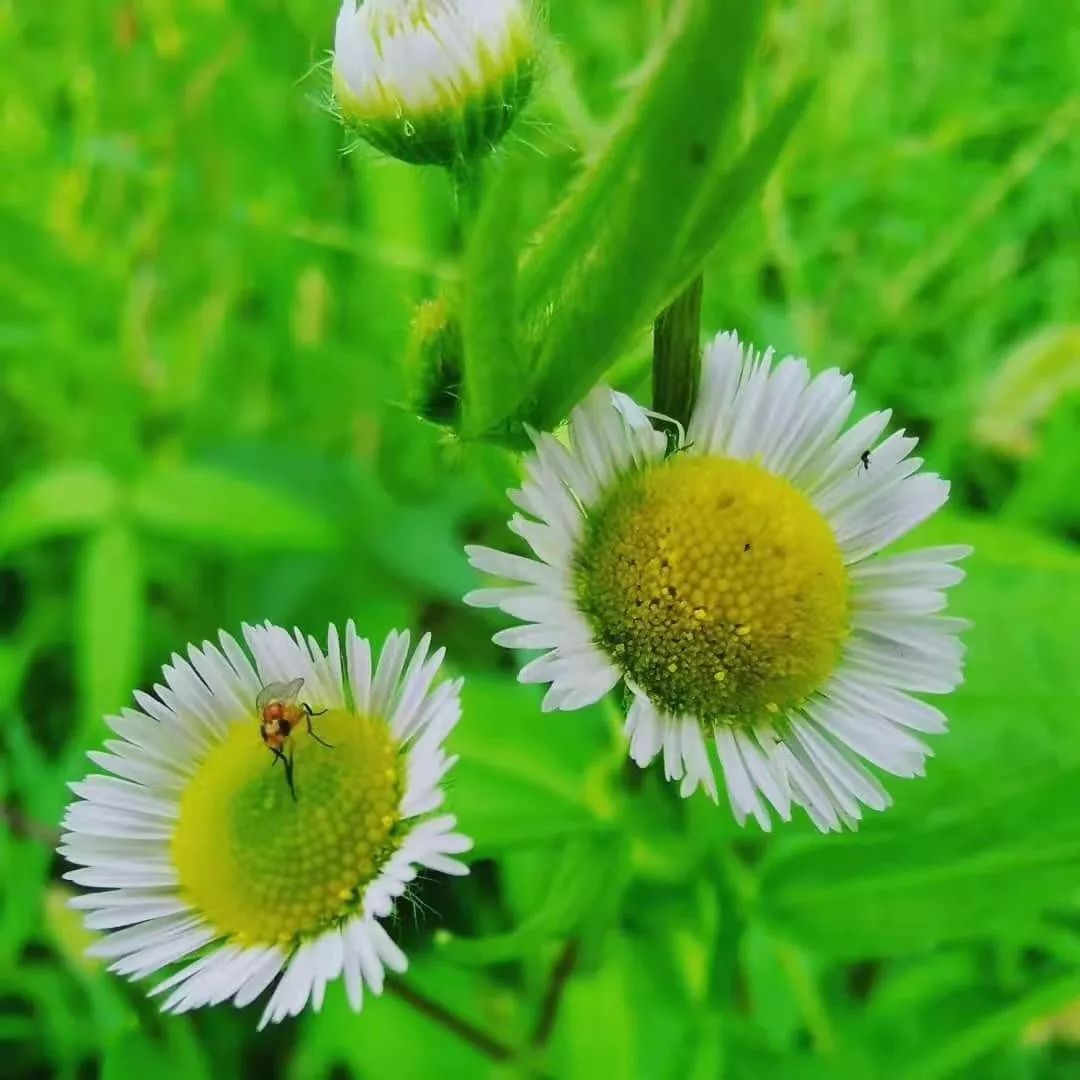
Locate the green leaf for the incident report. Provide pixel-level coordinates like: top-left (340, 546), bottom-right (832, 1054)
top-left (102, 1021), bottom-right (211, 1080)
top-left (972, 324), bottom-right (1080, 457)
top-left (903, 972), bottom-right (1080, 1080)
top-left (664, 80), bottom-right (815, 298)
top-left (131, 462), bottom-right (337, 551)
top-left (76, 523), bottom-right (143, 741)
top-left (740, 924), bottom-right (808, 1052)
top-left (0, 463), bottom-right (118, 551)
top-left (897, 515), bottom-right (1080, 805)
top-left (553, 936), bottom-right (639, 1080)
top-left (460, 155), bottom-right (528, 438)
top-left (447, 679), bottom-right (613, 851)
top-left (517, 0), bottom-right (766, 431)
top-left (0, 838), bottom-right (51, 966)
top-left (437, 835), bottom-right (624, 965)
top-left (760, 766), bottom-right (1080, 960)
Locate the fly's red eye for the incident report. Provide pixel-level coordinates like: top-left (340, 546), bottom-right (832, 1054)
top-left (265, 703), bottom-right (284, 720)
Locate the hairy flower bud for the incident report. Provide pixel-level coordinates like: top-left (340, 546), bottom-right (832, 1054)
top-left (333, 0), bottom-right (537, 167)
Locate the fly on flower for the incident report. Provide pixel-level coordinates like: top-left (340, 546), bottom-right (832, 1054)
top-left (60, 622), bottom-right (472, 1027)
top-left (256, 677), bottom-right (333, 801)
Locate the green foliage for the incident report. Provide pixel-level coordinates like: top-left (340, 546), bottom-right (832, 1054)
top-left (132, 462), bottom-right (338, 551)
top-left (1, 0), bottom-right (1079, 1078)
top-left (514, 0), bottom-right (765, 433)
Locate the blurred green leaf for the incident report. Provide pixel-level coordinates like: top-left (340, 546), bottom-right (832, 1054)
top-left (0, 463), bottom-right (119, 551)
top-left (77, 522), bottom-right (143, 739)
top-left (740, 924), bottom-right (806, 1052)
top-left (438, 835), bottom-right (624, 965)
top-left (973, 325), bottom-right (1080, 457)
top-left (761, 766), bottom-right (1080, 960)
top-left (517, 0), bottom-right (766, 431)
top-left (367, 499), bottom-right (474, 602)
top-left (131, 462), bottom-right (337, 552)
top-left (448, 679), bottom-right (613, 851)
top-left (102, 1020), bottom-right (211, 1080)
top-left (553, 936), bottom-right (638, 1080)
top-left (553, 932), bottom-right (699, 1080)
top-left (904, 972), bottom-right (1080, 1080)
top-left (0, 836), bottom-right (50, 966)
top-left (896, 516), bottom-right (1080, 804)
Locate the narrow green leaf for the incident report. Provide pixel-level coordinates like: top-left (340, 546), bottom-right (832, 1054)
top-left (664, 80), bottom-right (815, 298)
top-left (903, 973), bottom-right (1080, 1080)
top-left (972, 325), bottom-right (1080, 457)
top-left (131, 462), bottom-right (337, 551)
top-left (77, 523), bottom-right (143, 738)
top-left (0, 463), bottom-right (118, 552)
top-left (518, 0), bottom-right (766, 431)
top-left (460, 156), bottom-right (527, 437)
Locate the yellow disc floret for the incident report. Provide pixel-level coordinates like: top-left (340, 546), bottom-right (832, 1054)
top-left (576, 456), bottom-right (849, 727)
top-left (171, 710), bottom-right (401, 947)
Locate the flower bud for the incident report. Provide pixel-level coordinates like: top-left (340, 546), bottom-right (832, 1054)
top-left (333, 0), bottom-right (537, 167)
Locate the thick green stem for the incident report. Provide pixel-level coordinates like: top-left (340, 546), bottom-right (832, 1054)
top-left (652, 274), bottom-right (704, 429)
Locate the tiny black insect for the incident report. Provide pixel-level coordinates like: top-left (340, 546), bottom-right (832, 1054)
top-left (859, 450), bottom-right (872, 472)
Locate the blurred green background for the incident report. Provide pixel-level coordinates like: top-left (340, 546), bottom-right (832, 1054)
top-left (2, 0), bottom-right (1079, 1077)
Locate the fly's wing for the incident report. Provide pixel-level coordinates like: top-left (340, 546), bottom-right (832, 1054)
top-left (256, 677), bottom-right (305, 711)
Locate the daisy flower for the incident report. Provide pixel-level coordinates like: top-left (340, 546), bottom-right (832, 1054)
top-left (333, 0), bottom-right (537, 166)
top-left (466, 332), bottom-right (970, 832)
top-left (60, 622), bottom-right (470, 1028)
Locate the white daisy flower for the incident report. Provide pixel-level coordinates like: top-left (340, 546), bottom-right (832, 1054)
top-left (60, 622), bottom-right (470, 1028)
top-left (333, 0), bottom-right (537, 166)
top-left (466, 331), bottom-right (970, 833)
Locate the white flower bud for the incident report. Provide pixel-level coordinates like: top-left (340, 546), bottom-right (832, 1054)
top-left (333, 0), bottom-right (537, 166)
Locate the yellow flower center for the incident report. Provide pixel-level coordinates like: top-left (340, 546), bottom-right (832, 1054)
top-left (576, 455), bottom-right (849, 727)
top-left (171, 710), bottom-right (401, 947)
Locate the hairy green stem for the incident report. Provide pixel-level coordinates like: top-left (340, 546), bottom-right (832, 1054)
top-left (652, 274), bottom-right (704, 429)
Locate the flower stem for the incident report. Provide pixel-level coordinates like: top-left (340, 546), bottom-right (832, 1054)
top-left (449, 157), bottom-right (487, 230)
top-left (652, 274), bottom-right (704, 429)
top-left (0, 802), bottom-right (58, 846)
top-left (531, 939), bottom-right (580, 1047)
top-left (387, 974), bottom-right (548, 1076)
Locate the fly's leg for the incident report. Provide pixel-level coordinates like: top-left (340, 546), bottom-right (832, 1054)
top-left (303, 703), bottom-right (334, 748)
top-left (270, 745), bottom-right (297, 802)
